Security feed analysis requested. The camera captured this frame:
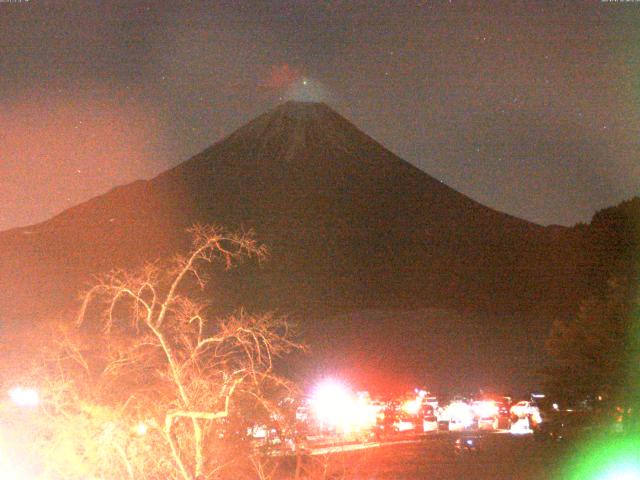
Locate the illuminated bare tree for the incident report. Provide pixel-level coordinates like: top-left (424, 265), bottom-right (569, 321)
top-left (68, 225), bottom-right (303, 479)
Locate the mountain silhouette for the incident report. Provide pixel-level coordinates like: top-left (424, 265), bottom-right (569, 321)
top-left (1, 101), bottom-right (633, 392)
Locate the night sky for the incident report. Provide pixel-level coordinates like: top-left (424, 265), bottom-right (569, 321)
top-left (1, 0), bottom-right (639, 231)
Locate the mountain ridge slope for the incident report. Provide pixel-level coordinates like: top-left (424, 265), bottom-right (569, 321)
top-left (1, 101), bottom-right (611, 391)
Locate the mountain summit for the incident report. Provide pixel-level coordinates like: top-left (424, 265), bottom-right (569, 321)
top-left (0, 102), bottom-right (591, 390)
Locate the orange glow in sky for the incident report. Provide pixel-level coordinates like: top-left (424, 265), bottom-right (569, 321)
top-left (0, 91), bottom-right (167, 230)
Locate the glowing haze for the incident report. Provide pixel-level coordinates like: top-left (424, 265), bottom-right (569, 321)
top-left (0, 90), bottom-right (170, 230)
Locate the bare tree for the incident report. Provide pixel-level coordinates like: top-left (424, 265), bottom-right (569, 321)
top-left (2, 225), bottom-right (303, 480)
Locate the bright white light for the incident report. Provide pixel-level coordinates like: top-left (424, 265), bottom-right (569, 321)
top-left (510, 417), bottom-right (533, 434)
top-left (447, 402), bottom-right (474, 427)
top-left (134, 422), bottom-right (148, 436)
top-left (599, 462), bottom-right (640, 480)
top-left (310, 379), bottom-right (351, 427)
top-left (472, 400), bottom-right (499, 418)
top-left (8, 387), bottom-right (39, 408)
top-left (402, 398), bottom-right (422, 415)
top-left (309, 380), bottom-right (377, 434)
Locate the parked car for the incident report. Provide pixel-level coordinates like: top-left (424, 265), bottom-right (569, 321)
top-left (477, 415), bottom-right (499, 431)
top-left (394, 414), bottom-right (418, 433)
top-left (423, 404), bottom-right (438, 432)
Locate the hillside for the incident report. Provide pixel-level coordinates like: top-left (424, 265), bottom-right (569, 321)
top-left (2, 101), bottom-right (633, 391)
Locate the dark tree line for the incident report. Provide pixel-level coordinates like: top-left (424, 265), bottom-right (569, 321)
top-left (544, 276), bottom-right (640, 414)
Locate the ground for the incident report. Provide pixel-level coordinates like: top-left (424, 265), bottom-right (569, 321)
top-left (270, 432), bottom-right (571, 480)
